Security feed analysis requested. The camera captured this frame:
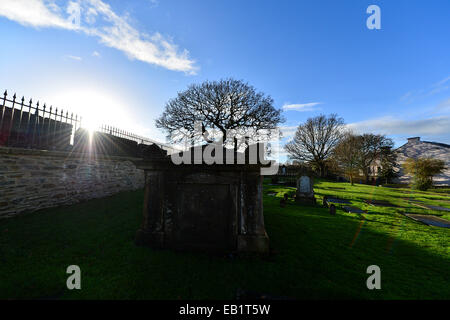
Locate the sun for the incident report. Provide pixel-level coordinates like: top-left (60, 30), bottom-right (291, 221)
top-left (48, 87), bottom-right (133, 134)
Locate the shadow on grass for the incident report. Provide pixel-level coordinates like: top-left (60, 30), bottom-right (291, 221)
top-left (0, 189), bottom-right (449, 300)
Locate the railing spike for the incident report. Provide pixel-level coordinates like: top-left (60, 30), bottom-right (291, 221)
top-left (3, 90), bottom-right (7, 96)
top-left (13, 93), bottom-right (16, 100)
top-left (21, 96), bottom-right (25, 103)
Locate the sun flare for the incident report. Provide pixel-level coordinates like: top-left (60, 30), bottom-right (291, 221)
top-left (49, 88), bottom-right (133, 134)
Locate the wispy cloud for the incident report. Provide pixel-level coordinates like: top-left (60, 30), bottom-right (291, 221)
top-left (92, 50), bottom-right (101, 58)
top-left (65, 54), bottom-right (82, 61)
top-left (282, 102), bottom-right (321, 112)
top-left (149, 0), bottom-right (159, 8)
top-left (347, 116), bottom-right (450, 136)
top-left (401, 75), bottom-right (450, 103)
top-left (429, 76), bottom-right (450, 95)
top-left (0, 0), bottom-right (76, 29)
top-left (0, 0), bottom-right (197, 74)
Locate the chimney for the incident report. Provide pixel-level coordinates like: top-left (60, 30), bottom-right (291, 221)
top-left (407, 137), bottom-right (420, 143)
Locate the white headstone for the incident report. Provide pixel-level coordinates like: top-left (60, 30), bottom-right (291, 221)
top-left (299, 176), bottom-right (311, 193)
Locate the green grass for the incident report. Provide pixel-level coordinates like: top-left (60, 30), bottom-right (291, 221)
top-left (0, 179), bottom-right (449, 300)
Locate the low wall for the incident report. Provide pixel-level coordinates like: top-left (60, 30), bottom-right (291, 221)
top-left (0, 147), bottom-right (145, 218)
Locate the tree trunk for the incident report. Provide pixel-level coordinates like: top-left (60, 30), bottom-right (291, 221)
top-left (364, 171), bottom-right (370, 184)
top-left (319, 163), bottom-right (326, 178)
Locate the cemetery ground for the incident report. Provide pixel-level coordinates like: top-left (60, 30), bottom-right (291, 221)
top-left (0, 180), bottom-right (449, 300)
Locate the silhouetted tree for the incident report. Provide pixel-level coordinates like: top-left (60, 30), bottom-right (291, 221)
top-left (156, 78), bottom-right (284, 146)
top-left (284, 114), bottom-right (345, 177)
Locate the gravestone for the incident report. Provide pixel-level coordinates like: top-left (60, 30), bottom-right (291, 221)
top-left (329, 204), bottom-right (336, 215)
top-left (295, 175), bottom-right (316, 204)
top-left (323, 196), bottom-right (328, 207)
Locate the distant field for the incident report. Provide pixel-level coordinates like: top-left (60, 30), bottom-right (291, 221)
top-left (0, 179), bottom-right (449, 299)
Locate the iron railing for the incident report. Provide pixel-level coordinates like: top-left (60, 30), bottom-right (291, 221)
top-left (97, 124), bottom-right (179, 154)
top-left (0, 90), bottom-right (81, 150)
top-left (0, 89), bottom-right (178, 155)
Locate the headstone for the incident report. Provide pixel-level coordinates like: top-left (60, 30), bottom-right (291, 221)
top-left (329, 204), bottom-right (336, 215)
top-left (323, 196), bottom-right (328, 207)
top-left (295, 175), bottom-right (316, 204)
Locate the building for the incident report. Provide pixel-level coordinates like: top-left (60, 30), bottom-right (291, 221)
top-left (394, 137), bottom-right (450, 186)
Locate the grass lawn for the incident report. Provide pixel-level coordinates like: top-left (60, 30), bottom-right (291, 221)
top-left (0, 179), bottom-right (449, 299)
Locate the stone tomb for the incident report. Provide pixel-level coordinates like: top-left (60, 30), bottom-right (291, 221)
top-left (404, 213), bottom-right (450, 228)
top-left (132, 144), bottom-right (271, 253)
top-left (295, 175), bottom-right (316, 204)
top-left (342, 206), bottom-right (366, 214)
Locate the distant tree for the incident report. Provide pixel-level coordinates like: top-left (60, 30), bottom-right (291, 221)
top-left (155, 78), bottom-right (284, 146)
top-left (284, 114), bottom-right (345, 177)
top-left (402, 158), bottom-right (446, 191)
top-left (377, 147), bottom-right (398, 184)
top-left (332, 133), bottom-right (361, 185)
top-left (354, 134), bottom-right (394, 183)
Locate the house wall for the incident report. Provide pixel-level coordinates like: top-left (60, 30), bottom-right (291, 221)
top-left (394, 137), bottom-right (450, 186)
top-left (0, 146), bottom-right (145, 218)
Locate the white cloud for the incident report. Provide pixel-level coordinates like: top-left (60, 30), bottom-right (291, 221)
top-left (66, 54), bottom-right (82, 61)
top-left (279, 125), bottom-right (297, 140)
top-left (401, 75), bottom-right (450, 103)
top-left (0, 0), bottom-right (76, 29)
top-left (347, 116), bottom-right (450, 136)
top-left (92, 51), bottom-right (101, 57)
top-left (282, 102), bottom-right (321, 112)
top-left (433, 76), bottom-right (450, 88)
top-left (0, 0), bottom-right (197, 74)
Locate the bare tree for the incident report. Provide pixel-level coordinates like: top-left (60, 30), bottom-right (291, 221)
top-left (284, 114), bottom-right (345, 177)
top-left (332, 133), bottom-right (361, 185)
top-left (355, 134), bottom-right (394, 183)
top-left (156, 78), bottom-right (284, 146)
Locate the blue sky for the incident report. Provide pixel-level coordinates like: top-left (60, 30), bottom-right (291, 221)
top-left (0, 0), bottom-right (449, 159)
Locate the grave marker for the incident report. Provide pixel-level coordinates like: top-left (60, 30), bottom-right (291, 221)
top-left (295, 175), bottom-right (316, 204)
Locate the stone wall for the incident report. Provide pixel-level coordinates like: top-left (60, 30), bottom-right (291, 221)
top-left (0, 147), bottom-right (145, 218)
